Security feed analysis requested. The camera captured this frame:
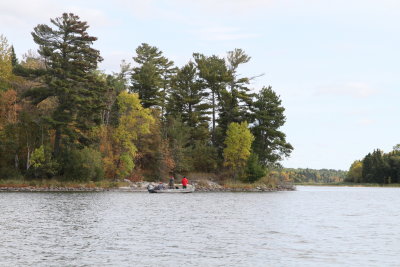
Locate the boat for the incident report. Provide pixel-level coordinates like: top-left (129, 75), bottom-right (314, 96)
top-left (147, 184), bottom-right (195, 193)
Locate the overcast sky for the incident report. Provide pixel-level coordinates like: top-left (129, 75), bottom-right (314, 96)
top-left (1, 0), bottom-right (399, 170)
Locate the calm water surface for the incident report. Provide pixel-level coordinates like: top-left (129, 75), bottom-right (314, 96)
top-left (1, 186), bottom-right (399, 266)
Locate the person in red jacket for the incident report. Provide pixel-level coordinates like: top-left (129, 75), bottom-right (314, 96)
top-left (181, 176), bottom-right (189, 189)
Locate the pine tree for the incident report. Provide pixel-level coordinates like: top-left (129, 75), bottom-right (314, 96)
top-left (27, 13), bottom-right (104, 156)
top-left (167, 62), bottom-right (211, 142)
top-left (362, 153), bottom-right (373, 183)
top-left (225, 48), bottom-right (253, 122)
top-left (217, 49), bottom-right (254, 146)
top-left (249, 86), bottom-right (293, 166)
top-left (193, 53), bottom-right (230, 145)
top-left (10, 46), bottom-right (18, 67)
top-left (131, 43), bottom-right (175, 111)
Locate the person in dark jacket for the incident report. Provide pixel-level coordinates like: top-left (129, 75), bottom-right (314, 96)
top-left (181, 177), bottom-right (188, 189)
top-left (168, 176), bottom-right (175, 189)
top-left (155, 182), bottom-right (165, 190)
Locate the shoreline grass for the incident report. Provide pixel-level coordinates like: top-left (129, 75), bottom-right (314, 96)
top-left (0, 179), bottom-right (130, 189)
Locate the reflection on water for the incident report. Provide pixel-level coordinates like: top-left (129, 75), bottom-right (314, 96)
top-left (1, 187), bottom-right (399, 266)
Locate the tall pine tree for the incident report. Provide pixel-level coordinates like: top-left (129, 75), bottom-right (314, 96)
top-left (130, 43), bottom-right (175, 112)
top-left (217, 49), bottom-right (254, 145)
top-left (249, 86), bottom-right (293, 166)
top-left (27, 13), bottom-right (104, 156)
top-left (193, 53), bottom-right (230, 145)
top-left (167, 62), bottom-right (211, 142)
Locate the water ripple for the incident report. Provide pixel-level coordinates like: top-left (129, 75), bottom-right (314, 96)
top-left (1, 188), bottom-right (400, 266)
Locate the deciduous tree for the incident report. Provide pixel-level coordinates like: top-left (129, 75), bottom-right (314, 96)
top-left (223, 121), bottom-right (254, 179)
top-left (0, 34), bottom-right (13, 90)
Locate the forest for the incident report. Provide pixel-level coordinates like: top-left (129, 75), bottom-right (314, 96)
top-left (346, 145), bottom-right (400, 184)
top-left (0, 13), bottom-right (293, 183)
top-left (282, 168), bottom-right (347, 184)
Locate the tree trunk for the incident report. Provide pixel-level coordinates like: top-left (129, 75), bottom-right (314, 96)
top-left (212, 91), bottom-right (215, 145)
top-left (54, 127), bottom-right (62, 156)
top-left (26, 147), bottom-right (30, 170)
top-left (15, 154), bottom-right (19, 169)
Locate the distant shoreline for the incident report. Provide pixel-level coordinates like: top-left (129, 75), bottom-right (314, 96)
top-left (296, 182), bottom-right (400, 188)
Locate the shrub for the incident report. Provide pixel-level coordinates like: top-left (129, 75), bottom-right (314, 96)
top-left (61, 147), bottom-right (104, 182)
top-left (26, 145), bottom-right (60, 179)
top-left (244, 153), bottom-right (266, 183)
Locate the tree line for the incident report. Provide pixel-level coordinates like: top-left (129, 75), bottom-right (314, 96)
top-left (0, 13), bottom-right (292, 183)
top-left (281, 168), bottom-right (346, 184)
top-left (346, 145), bottom-right (400, 184)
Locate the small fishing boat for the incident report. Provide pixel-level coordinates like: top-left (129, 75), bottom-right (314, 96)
top-left (147, 184), bottom-right (195, 193)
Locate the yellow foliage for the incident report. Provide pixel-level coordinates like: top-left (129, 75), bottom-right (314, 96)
top-left (223, 121), bottom-right (254, 172)
top-left (0, 89), bottom-right (20, 130)
top-left (348, 160), bottom-right (363, 183)
top-left (95, 92), bottom-right (155, 179)
top-left (0, 35), bottom-right (13, 87)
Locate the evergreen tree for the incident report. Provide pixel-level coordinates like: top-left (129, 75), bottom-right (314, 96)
top-left (385, 150), bottom-right (400, 183)
top-left (164, 116), bottom-right (192, 173)
top-left (27, 13), bottom-right (104, 156)
top-left (370, 149), bottom-right (386, 183)
top-left (131, 43), bottom-right (175, 111)
top-left (217, 49), bottom-right (255, 150)
top-left (362, 153), bottom-right (373, 183)
top-left (10, 46), bottom-right (18, 67)
top-left (193, 53), bottom-right (230, 145)
top-left (167, 62), bottom-right (211, 142)
top-left (245, 152), bottom-right (266, 183)
top-left (221, 49), bottom-right (253, 127)
top-left (249, 86), bottom-right (293, 166)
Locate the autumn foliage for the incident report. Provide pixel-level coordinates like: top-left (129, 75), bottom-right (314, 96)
top-left (0, 13), bottom-right (292, 183)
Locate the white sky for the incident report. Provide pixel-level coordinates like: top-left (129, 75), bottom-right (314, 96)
top-left (1, 0), bottom-right (399, 170)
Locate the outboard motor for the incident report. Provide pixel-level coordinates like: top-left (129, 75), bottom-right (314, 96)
top-left (147, 184), bottom-right (154, 190)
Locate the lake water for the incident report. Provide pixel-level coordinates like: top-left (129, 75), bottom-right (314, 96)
top-left (1, 186), bottom-right (399, 266)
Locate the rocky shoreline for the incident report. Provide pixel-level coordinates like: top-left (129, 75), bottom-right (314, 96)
top-left (0, 180), bottom-right (295, 192)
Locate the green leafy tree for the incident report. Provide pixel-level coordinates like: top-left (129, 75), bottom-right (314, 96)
top-left (0, 34), bottom-right (13, 91)
top-left (245, 152), bottom-right (266, 183)
top-left (61, 147), bottom-right (103, 181)
top-left (27, 13), bottom-right (104, 156)
top-left (223, 121), bottom-right (254, 179)
top-left (393, 144), bottom-right (400, 152)
top-left (190, 141), bottom-right (218, 172)
top-left (282, 168), bottom-right (347, 183)
top-left (30, 145), bottom-right (45, 169)
top-left (346, 160), bottom-right (363, 183)
top-left (98, 92), bottom-right (154, 179)
top-left (97, 63), bottom-right (131, 127)
top-left (28, 144), bottom-right (59, 178)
